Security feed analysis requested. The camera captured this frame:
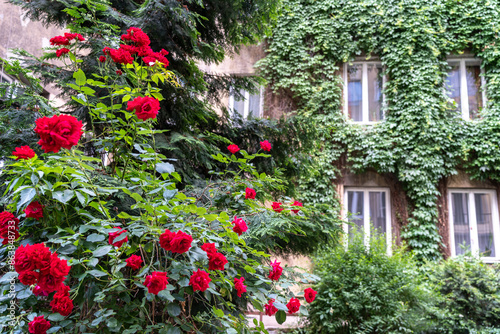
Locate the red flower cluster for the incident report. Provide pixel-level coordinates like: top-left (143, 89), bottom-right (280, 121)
top-left (34, 114), bottom-right (83, 153)
top-left (234, 277), bottom-right (247, 297)
top-left (50, 32), bottom-right (84, 58)
top-left (100, 27), bottom-right (169, 67)
top-left (126, 96), bottom-right (160, 120)
top-left (50, 284), bottom-right (74, 316)
top-left (245, 187), bottom-right (256, 199)
top-left (144, 271), bottom-right (168, 295)
top-left (189, 269), bottom-right (211, 292)
top-left (291, 201), bottom-right (303, 214)
top-left (14, 243), bottom-right (70, 294)
top-left (25, 201), bottom-right (44, 220)
top-left (126, 255), bottom-right (143, 270)
top-left (29, 315), bottom-right (51, 334)
top-left (201, 243), bottom-right (228, 271)
top-left (108, 227), bottom-right (128, 248)
top-left (265, 299), bottom-right (278, 316)
top-left (260, 140), bottom-right (272, 152)
top-left (272, 202), bottom-right (283, 213)
top-left (227, 144), bottom-right (239, 154)
top-left (12, 146), bottom-right (36, 160)
top-left (0, 211), bottom-right (19, 245)
top-left (286, 297), bottom-right (300, 314)
top-left (304, 287), bottom-right (317, 303)
top-left (159, 229), bottom-right (193, 254)
top-left (268, 260), bottom-right (283, 281)
top-left (231, 216), bottom-right (248, 236)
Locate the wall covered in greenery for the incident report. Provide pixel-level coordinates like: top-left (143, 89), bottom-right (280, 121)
top-left (259, 0), bottom-right (500, 260)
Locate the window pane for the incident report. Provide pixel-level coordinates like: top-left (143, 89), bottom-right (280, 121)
top-left (369, 192), bottom-right (386, 234)
top-left (367, 64), bottom-right (383, 122)
top-left (452, 193), bottom-right (471, 255)
top-left (347, 65), bottom-right (362, 122)
top-left (466, 64), bottom-right (483, 119)
top-left (233, 89), bottom-right (246, 118)
top-left (475, 193), bottom-right (495, 257)
top-left (347, 191), bottom-right (364, 233)
top-left (446, 63), bottom-right (461, 112)
top-left (248, 90), bottom-right (261, 117)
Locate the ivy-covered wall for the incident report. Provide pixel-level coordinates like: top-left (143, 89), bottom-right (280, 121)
top-left (258, 0), bottom-right (500, 260)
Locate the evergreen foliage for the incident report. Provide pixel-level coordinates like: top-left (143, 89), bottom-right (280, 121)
top-left (259, 0), bottom-right (500, 260)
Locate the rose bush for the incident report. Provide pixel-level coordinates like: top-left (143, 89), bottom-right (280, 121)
top-left (0, 25), bottom-right (319, 333)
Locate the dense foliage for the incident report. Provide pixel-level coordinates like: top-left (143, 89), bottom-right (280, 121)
top-left (0, 25), bottom-right (324, 333)
top-left (259, 0), bottom-right (500, 260)
top-left (302, 230), bottom-right (432, 334)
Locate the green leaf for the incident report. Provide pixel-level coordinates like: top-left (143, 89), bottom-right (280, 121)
top-left (48, 313), bottom-right (67, 321)
top-left (74, 69), bottom-right (87, 86)
top-left (87, 234), bottom-right (105, 242)
top-left (275, 310), bottom-right (287, 325)
top-left (167, 303), bottom-right (181, 317)
top-left (53, 190), bottom-right (74, 204)
top-left (58, 244), bottom-right (77, 255)
top-left (18, 187), bottom-right (36, 208)
top-left (87, 270), bottom-right (108, 277)
top-left (93, 245), bottom-right (112, 257)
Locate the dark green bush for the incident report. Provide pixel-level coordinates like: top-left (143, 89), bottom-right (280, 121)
top-left (422, 254), bottom-right (500, 333)
top-left (303, 229), bottom-right (433, 334)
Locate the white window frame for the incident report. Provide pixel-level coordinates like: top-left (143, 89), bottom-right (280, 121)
top-left (446, 58), bottom-right (486, 120)
top-left (228, 87), bottom-right (264, 119)
top-left (343, 62), bottom-right (386, 124)
top-left (448, 188), bottom-right (500, 262)
top-left (343, 187), bottom-right (392, 254)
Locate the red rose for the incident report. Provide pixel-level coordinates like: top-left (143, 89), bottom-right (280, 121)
top-left (108, 227), bottom-right (128, 248)
top-left (170, 231), bottom-right (193, 254)
top-left (76, 34), bottom-right (85, 41)
top-left (25, 201), bottom-right (44, 220)
top-left (121, 27), bottom-right (151, 47)
top-left (37, 273), bottom-right (64, 293)
top-left (144, 271), bottom-right (168, 295)
top-left (272, 202), bottom-right (283, 213)
top-left (126, 255), bottom-right (143, 270)
top-left (126, 96), bottom-right (160, 121)
top-left (160, 49), bottom-right (169, 56)
top-left (103, 47), bottom-right (112, 55)
top-left (245, 187), bottom-right (256, 199)
top-left (286, 297), bottom-right (301, 314)
top-left (49, 35), bottom-right (69, 46)
top-left (142, 52), bottom-right (169, 67)
top-left (56, 48), bottom-right (70, 57)
top-left (99, 55), bottom-right (106, 62)
top-left (34, 114), bottom-right (83, 153)
top-left (116, 70), bottom-right (123, 76)
top-left (208, 252), bottom-right (228, 271)
top-left (29, 315), bottom-right (51, 334)
top-left (109, 48), bottom-right (134, 64)
top-left (0, 211), bottom-right (19, 245)
top-left (291, 201), bottom-right (303, 214)
top-left (14, 245), bottom-right (34, 273)
top-left (46, 253), bottom-right (71, 279)
top-left (268, 260), bottom-right (283, 281)
top-left (159, 229), bottom-right (176, 251)
top-left (50, 285), bottom-right (73, 316)
top-left (232, 217), bottom-right (248, 236)
top-left (30, 243), bottom-right (52, 271)
top-left (260, 140), bottom-right (272, 152)
top-left (12, 146), bottom-right (36, 160)
top-left (19, 271), bottom-right (39, 285)
top-left (304, 287), bottom-right (317, 303)
top-left (234, 277), bottom-right (247, 297)
top-left (265, 299), bottom-right (278, 316)
top-left (227, 144), bottom-right (239, 154)
top-left (33, 285), bottom-right (49, 296)
top-left (201, 243), bottom-right (218, 255)
top-left (189, 269), bottom-right (211, 292)
top-left (63, 33), bottom-right (84, 42)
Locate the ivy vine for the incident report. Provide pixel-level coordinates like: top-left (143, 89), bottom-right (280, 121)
top-left (259, 0), bottom-right (500, 260)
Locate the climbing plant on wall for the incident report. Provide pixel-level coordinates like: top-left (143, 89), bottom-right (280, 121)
top-left (259, 0), bottom-right (500, 260)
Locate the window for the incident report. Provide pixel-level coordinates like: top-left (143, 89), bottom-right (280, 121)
top-left (343, 62), bottom-right (385, 123)
top-left (343, 188), bottom-right (392, 252)
top-left (445, 58), bottom-right (486, 120)
top-left (448, 189), bottom-right (500, 261)
top-left (228, 87), bottom-right (263, 119)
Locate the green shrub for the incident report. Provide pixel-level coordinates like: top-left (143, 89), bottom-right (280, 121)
top-left (422, 254), bottom-right (500, 333)
top-left (304, 228), bottom-right (433, 334)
